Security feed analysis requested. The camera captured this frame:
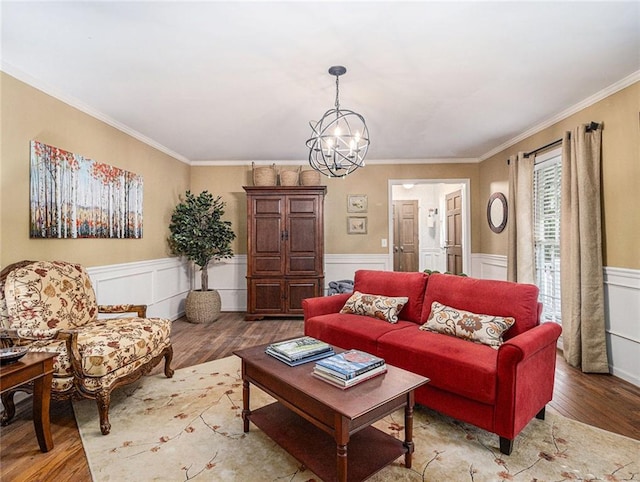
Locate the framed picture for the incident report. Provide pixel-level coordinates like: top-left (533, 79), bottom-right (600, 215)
top-left (347, 194), bottom-right (368, 213)
top-left (347, 216), bottom-right (367, 234)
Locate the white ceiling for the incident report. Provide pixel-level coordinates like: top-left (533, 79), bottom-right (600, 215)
top-left (2, 1), bottom-right (639, 164)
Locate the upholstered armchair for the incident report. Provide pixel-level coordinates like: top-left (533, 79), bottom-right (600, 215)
top-left (0, 260), bottom-right (174, 435)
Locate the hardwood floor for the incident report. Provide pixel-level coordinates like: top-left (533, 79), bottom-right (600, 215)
top-left (1, 313), bottom-right (639, 481)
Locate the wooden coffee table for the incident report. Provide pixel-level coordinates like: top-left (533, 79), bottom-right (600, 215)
top-left (234, 343), bottom-right (429, 482)
top-left (0, 352), bottom-right (56, 452)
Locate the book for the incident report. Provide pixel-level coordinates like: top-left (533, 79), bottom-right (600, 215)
top-left (312, 364), bottom-right (387, 389)
top-left (314, 349), bottom-right (385, 380)
top-left (267, 336), bottom-right (332, 361)
top-left (266, 347), bottom-right (334, 366)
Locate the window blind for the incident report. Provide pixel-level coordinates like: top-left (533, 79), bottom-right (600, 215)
top-left (533, 154), bottom-right (562, 324)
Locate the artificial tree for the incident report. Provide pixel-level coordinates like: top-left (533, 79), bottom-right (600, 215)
top-left (168, 191), bottom-right (235, 322)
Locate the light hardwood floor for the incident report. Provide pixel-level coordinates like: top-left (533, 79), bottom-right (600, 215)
top-left (1, 313), bottom-right (639, 482)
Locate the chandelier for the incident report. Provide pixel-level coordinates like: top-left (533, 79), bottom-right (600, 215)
top-left (306, 66), bottom-right (370, 178)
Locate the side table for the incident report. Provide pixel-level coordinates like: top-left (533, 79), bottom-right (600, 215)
top-left (0, 352), bottom-right (56, 452)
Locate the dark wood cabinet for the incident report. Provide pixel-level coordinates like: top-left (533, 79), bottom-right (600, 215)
top-left (244, 186), bottom-right (326, 320)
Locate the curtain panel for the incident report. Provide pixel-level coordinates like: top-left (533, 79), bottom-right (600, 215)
top-left (560, 124), bottom-right (609, 373)
top-left (507, 153), bottom-right (535, 283)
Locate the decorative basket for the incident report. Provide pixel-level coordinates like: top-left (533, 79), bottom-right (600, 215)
top-left (185, 289), bottom-right (221, 323)
top-left (252, 162), bottom-right (277, 186)
top-left (300, 169), bottom-right (321, 186)
top-left (279, 166), bottom-right (301, 186)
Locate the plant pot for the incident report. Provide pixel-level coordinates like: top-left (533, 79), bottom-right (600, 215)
top-left (185, 289), bottom-right (221, 323)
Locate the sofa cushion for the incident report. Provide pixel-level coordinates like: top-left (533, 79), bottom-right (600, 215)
top-left (353, 270), bottom-right (428, 324)
top-left (340, 291), bottom-right (409, 323)
top-left (378, 326), bottom-right (499, 404)
top-left (4, 260), bottom-right (98, 332)
top-left (422, 273), bottom-right (540, 339)
top-left (420, 301), bottom-right (514, 349)
top-left (27, 317), bottom-right (171, 378)
top-left (305, 313), bottom-right (415, 354)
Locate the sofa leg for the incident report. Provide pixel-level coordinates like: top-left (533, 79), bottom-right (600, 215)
top-left (96, 391), bottom-right (111, 435)
top-left (0, 391), bottom-right (16, 425)
top-left (536, 406), bottom-right (546, 420)
top-left (164, 345), bottom-right (175, 378)
top-left (499, 437), bottom-right (514, 455)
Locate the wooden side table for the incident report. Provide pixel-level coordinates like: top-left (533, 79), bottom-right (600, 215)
top-left (0, 352), bottom-right (56, 452)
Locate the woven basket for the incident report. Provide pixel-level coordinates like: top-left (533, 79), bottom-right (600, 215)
top-left (252, 162), bottom-right (277, 186)
top-left (300, 169), bottom-right (321, 186)
top-left (279, 166), bottom-right (301, 186)
top-left (185, 290), bottom-right (221, 323)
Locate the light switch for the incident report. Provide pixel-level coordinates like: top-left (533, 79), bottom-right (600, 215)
top-left (381, 238), bottom-right (388, 247)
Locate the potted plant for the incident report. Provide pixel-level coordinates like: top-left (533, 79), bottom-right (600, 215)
top-left (168, 191), bottom-right (236, 323)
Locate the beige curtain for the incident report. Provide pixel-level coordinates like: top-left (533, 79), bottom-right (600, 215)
top-left (507, 152), bottom-right (535, 283)
top-left (560, 124), bottom-right (609, 373)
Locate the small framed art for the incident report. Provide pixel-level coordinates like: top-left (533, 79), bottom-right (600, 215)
top-left (347, 194), bottom-right (368, 213)
top-left (347, 216), bottom-right (367, 234)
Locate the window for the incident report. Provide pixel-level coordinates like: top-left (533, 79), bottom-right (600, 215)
top-left (533, 149), bottom-right (562, 324)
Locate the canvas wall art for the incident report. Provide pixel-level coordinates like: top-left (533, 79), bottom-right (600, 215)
top-left (30, 140), bottom-right (143, 238)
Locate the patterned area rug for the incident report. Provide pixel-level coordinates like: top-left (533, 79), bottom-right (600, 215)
top-left (73, 356), bottom-right (639, 481)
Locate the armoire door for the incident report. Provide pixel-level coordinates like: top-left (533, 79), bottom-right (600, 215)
top-left (250, 195), bottom-right (285, 276)
top-left (286, 195), bottom-right (322, 276)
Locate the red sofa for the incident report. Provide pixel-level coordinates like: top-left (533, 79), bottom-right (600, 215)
top-left (303, 269), bottom-right (562, 455)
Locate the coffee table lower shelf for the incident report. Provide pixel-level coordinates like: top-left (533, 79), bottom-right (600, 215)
top-left (249, 401), bottom-right (407, 482)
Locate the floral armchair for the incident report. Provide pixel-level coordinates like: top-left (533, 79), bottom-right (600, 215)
top-left (0, 260), bottom-right (174, 435)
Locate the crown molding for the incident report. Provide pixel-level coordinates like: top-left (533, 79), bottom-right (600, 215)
top-left (479, 70), bottom-right (640, 162)
top-left (1, 62), bottom-right (192, 165)
top-left (191, 157), bottom-right (480, 167)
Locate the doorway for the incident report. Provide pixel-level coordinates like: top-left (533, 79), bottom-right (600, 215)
top-left (389, 180), bottom-right (470, 275)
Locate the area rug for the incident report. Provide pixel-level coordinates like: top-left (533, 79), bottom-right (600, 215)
top-left (73, 356), bottom-right (639, 481)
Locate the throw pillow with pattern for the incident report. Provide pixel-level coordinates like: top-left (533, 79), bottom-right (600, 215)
top-left (420, 301), bottom-right (515, 348)
top-left (340, 291), bottom-right (409, 323)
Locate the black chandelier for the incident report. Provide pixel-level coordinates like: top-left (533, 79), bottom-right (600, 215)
top-left (306, 66), bottom-right (370, 178)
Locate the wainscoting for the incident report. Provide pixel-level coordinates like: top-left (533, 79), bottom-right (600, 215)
top-left (472, 253), bottom-right (640, 386)
top-left (88, 254), bottom-right (639, 386)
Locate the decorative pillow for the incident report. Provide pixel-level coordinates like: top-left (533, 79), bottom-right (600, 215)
top-left (340, 291), bottom-right (409, 323)
top-left (420, 301), bottom-right (515, 349)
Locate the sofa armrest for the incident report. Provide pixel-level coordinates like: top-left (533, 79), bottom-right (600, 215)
top-left (56, 329), bottom-right (85, 381)
top-left (500, 322), bottom-right (562, 362)
top-left (303, 294), bottom-right (351, 319)
top-left (98, 304), bottom-right (147, 317)
top-left (494, 322), bottom-right (563, 439)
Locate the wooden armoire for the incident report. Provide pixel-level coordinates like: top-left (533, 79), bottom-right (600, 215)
top-left (244, 186), bottom-right (326, 320)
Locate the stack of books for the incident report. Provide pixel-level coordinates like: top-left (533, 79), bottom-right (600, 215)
top-left (313, 349), bottom-right (387, 389)
top-left (266, 336), bottom-right (335, 366)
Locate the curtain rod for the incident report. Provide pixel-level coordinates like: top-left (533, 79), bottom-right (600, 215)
top-left (506, 121), bottom-right (601, 164)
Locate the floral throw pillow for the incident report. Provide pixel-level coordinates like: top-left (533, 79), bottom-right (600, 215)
top-left (340, 291), bottom-right (409, 323)
top-left (420, 301), bottom-right (515, 349)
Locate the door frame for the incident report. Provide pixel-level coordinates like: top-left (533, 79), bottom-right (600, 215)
top-left (387, 179), bottom-right (471, 276)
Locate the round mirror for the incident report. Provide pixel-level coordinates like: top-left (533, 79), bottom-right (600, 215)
top-left (487, 192), bottom-right (508, 233)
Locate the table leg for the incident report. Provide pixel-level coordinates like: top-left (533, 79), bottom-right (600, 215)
top-left (242, 375), bottom-right (250, 433)
top-left (404, 391), bottom-right (415, 468)
top-left (32, 370), bottom-right (54, 452)
top-left (335, 414), bottom-right (349, 482)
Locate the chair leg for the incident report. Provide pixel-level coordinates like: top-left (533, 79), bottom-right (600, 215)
top-left (163, 345), bottom-right (175, 378)
top-left (0, 391), bottom-right (16, 425)
top-left (499, 437), bottom-right (514, 455)
top-left (536, 406), bottom-right (546, 420)
top-left (96, 390), bottom-right (111, 435)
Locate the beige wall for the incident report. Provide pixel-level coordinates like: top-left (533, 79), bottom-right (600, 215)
top-left (0, 73), bottom-right (190, 268)
top-left (3, 71), bottom-right (636, 271)
top-left (190, 163), bottom-right (481, 255)
top-left (478, 82), bottom-right (640, 270)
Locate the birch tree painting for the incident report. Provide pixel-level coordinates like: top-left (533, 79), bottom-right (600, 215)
top-left (30, 140), bottom-right (143, 238)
